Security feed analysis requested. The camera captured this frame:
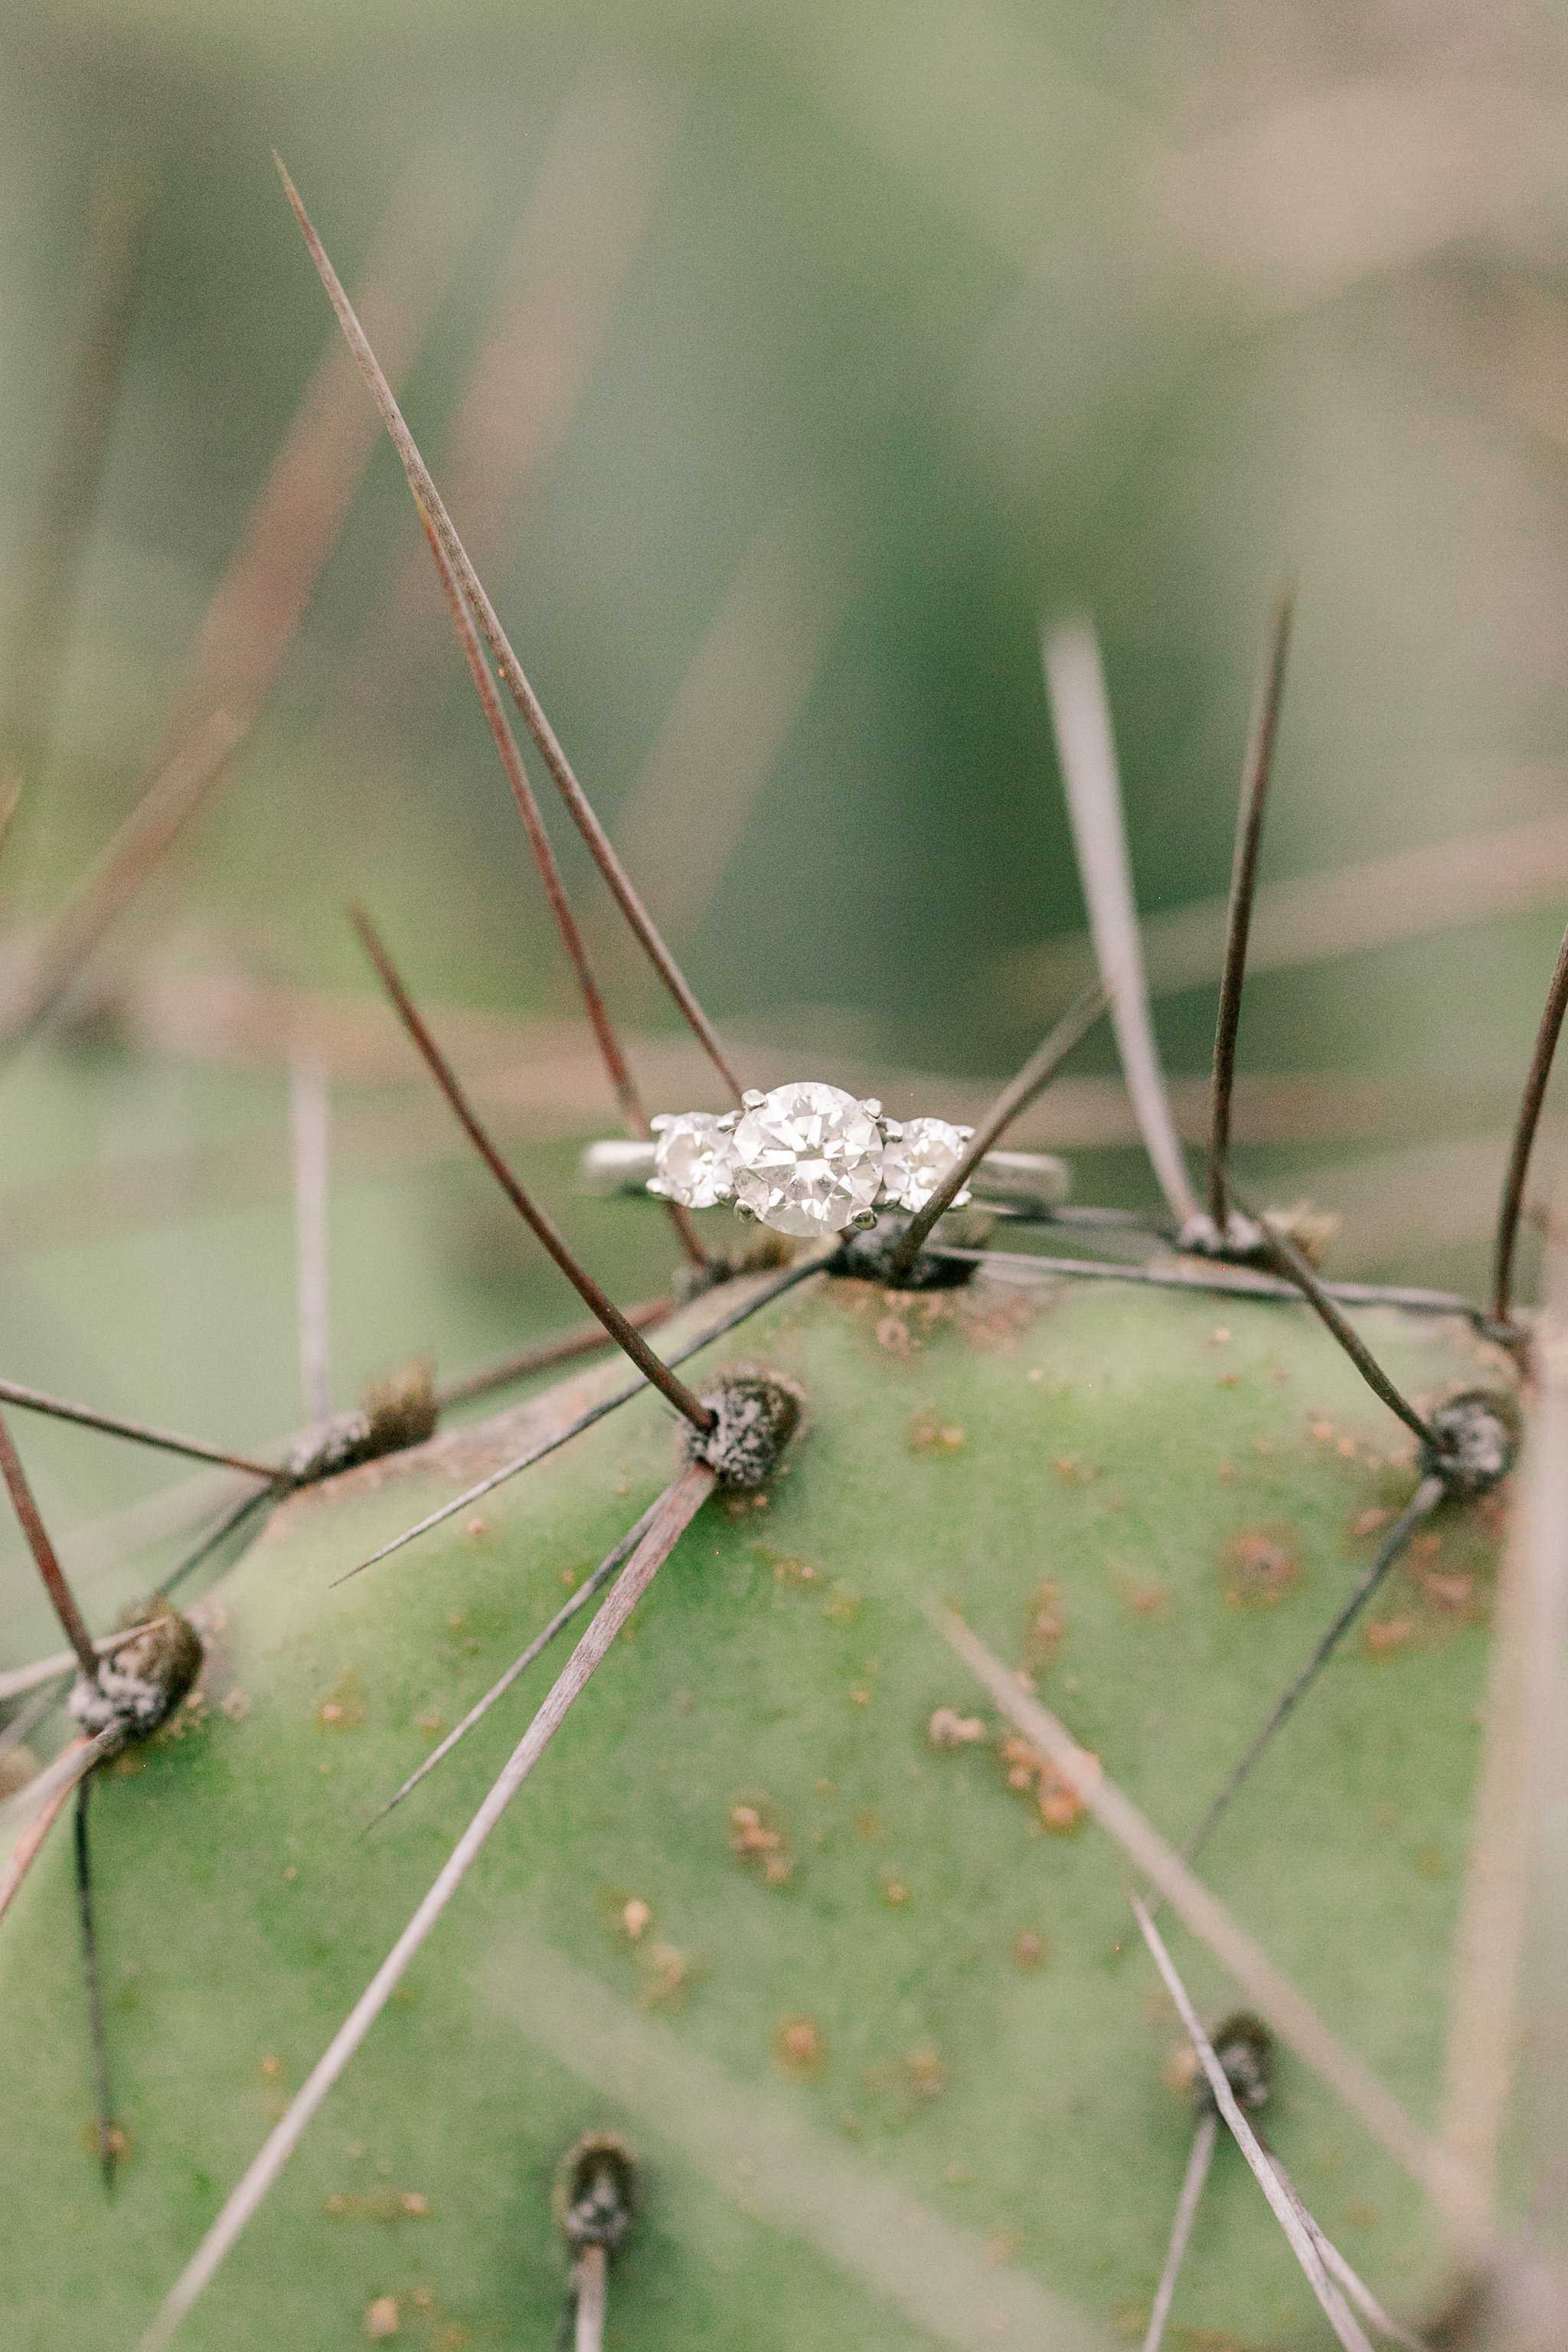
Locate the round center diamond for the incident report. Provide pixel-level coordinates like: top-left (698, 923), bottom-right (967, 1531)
top-left (731, 1082), bottom-right (884, 1236)
top-left (652, 1112), bottom-right (737, 1209)
top-left (880, 1116), bottom-right (972, 1214)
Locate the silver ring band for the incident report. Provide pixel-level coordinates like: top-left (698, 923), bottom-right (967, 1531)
top-left (577, 1080), bottom-right (1068, 1240)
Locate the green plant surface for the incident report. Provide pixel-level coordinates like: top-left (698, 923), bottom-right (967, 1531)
top-left (0, 1041), bottom-right (677, 1674)
top-left (0, 1266), bottom-right (1510, 2350)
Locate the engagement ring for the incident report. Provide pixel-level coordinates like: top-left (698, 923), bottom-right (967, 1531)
top-left (579, 1080), bottom-right (1069, 1240)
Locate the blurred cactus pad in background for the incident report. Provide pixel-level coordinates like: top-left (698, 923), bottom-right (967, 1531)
top-left (2, 2), bottom-right (1568, 2347)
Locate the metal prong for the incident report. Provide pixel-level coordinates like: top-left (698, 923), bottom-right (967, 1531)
top-left (861, 1096), bottom-right (882, 1118)
top-left (849, 1207), bottom-right (879, 1231)
top-left (741, 1089), bottom-right (766, 1109)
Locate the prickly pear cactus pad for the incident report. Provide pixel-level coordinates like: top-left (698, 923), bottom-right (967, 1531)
top-left (0, 1263), bottom-right (1512, 2350)
top-left (0, 148), bottom-right (1553, 2352)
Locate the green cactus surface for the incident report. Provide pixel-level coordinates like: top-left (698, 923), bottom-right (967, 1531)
top-left (0, 1259), bottom-right (1513, 2350)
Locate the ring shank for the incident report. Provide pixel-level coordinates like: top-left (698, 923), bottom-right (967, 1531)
top-left (579, 1140), bottom-right (662, 1194)
top-left (577, 1140), bottom-right (1070, 1221)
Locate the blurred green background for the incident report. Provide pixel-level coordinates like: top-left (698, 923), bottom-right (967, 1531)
top-left (0, 0), bottom-right (1566, 1640)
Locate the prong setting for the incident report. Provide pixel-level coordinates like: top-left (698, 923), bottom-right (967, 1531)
top-left (626, 1089), bottom-right (1067, 1239)
top-left (648, 1112), bottom-right (737, 1210)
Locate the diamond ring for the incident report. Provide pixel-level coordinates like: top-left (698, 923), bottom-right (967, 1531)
top-left (579, 1080), bottom-right (1070, 1240)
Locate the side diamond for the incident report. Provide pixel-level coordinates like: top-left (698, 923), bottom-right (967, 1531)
top-left (652, 1113), bottom-right (737, 1208)
top-left (880, 1117), bottom-right (972, 1213)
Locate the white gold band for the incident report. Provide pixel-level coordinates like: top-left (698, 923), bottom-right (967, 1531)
top-left (578, 1080), bottom-right (1069, 1240)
